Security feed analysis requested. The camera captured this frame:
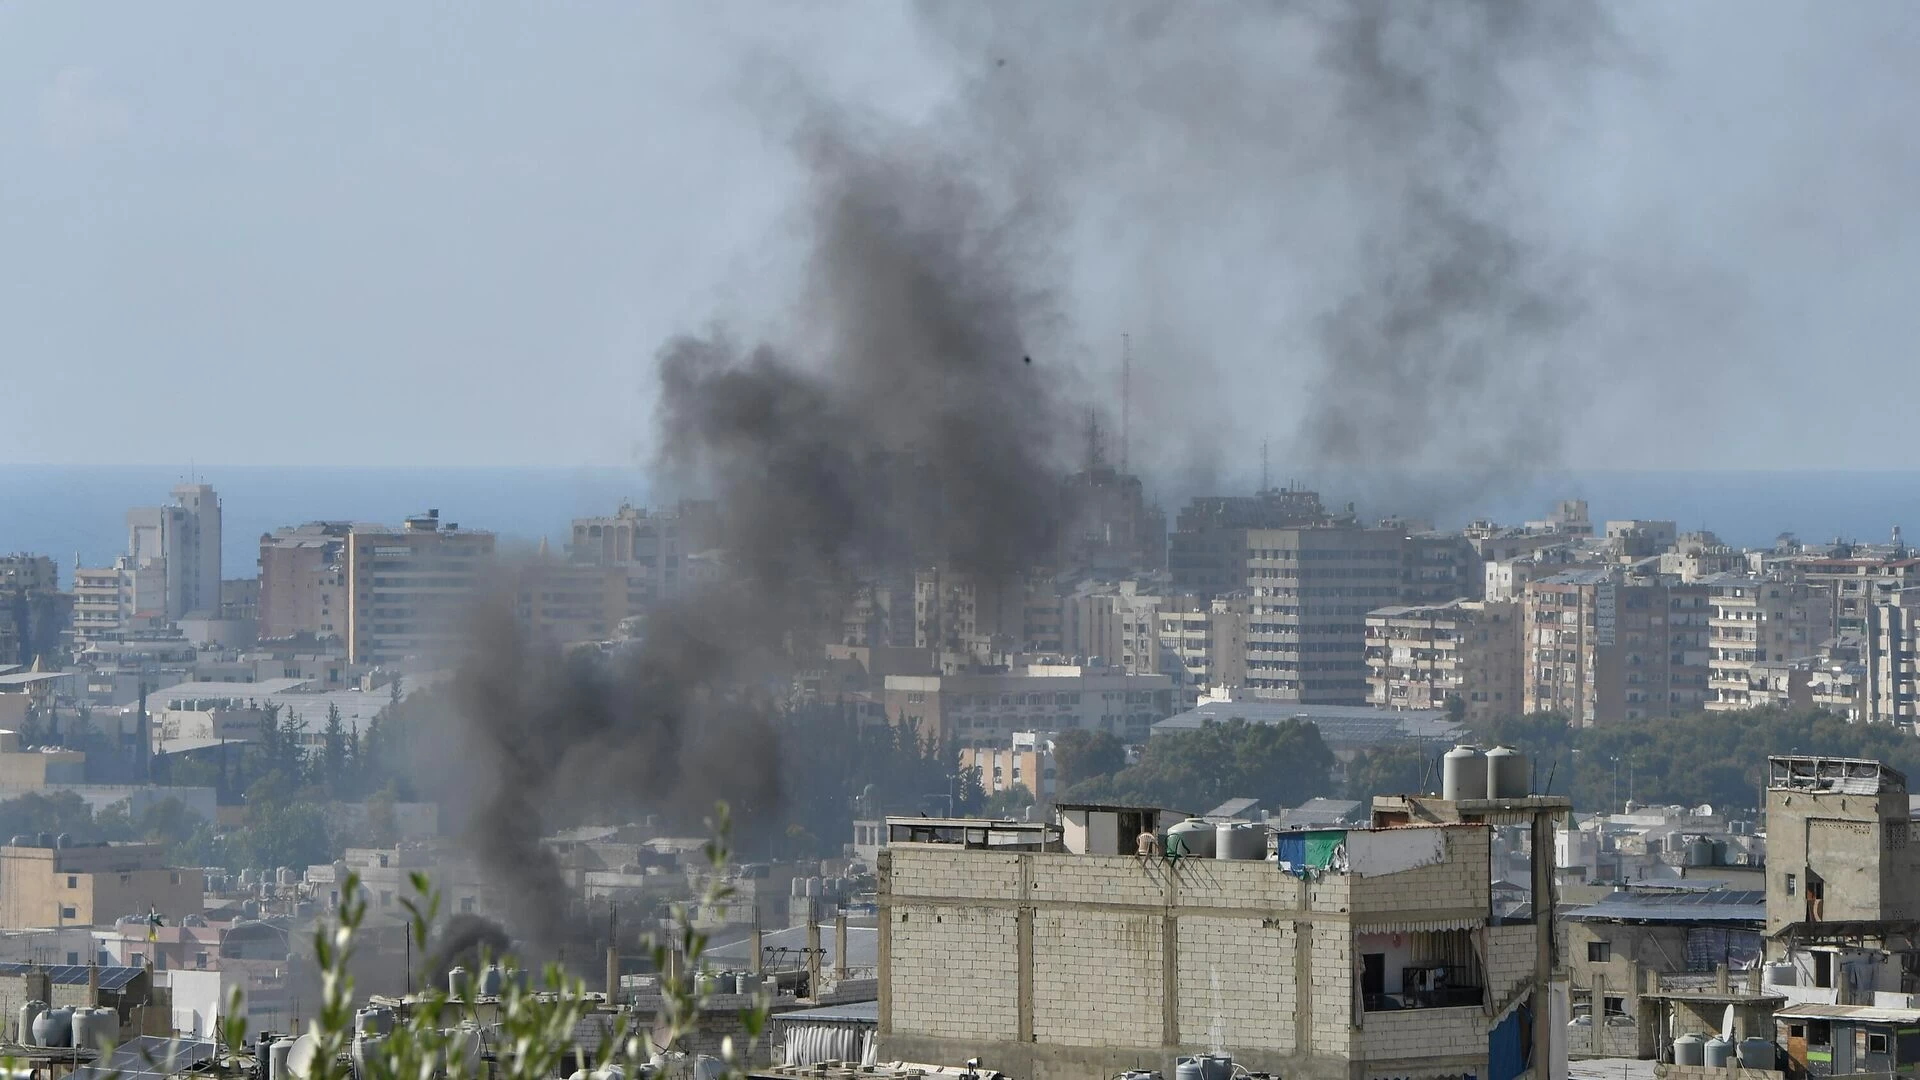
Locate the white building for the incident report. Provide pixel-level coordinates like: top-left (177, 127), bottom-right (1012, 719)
top-left (126, 483), bottom-right (223, 622)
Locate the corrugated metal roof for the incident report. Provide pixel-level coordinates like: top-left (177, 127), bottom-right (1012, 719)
top-left (1564, 890), bottom-right (1765, 924)
top-left (774, 999), bottom-right (878, 1024)
top-left (1773, 1003), bottom-right (1920, 1023)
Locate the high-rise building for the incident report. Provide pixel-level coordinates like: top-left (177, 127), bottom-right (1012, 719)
top-left (125, 483), bottom-right (222, 621)
top-left (257, 522), bottom-right (353, 641)
top-left (1364, 598), bottom-right (1521, 724)
top-left (1521, 568), bottom-right (1710, 725)
top-left (344, 511), bottom-right (495, 664)
top-left (1703, 574), bottom-right (1835, 711)
top-left (70, 556), bottom-right (167, 648)
top-left (1865, 588), bottom-right (1920, 725)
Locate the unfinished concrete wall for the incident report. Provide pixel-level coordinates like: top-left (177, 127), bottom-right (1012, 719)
top-left (880, 826), bottom-right (1504, 1080)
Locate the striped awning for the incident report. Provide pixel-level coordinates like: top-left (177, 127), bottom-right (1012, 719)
top-left (1354, 915), bottom-right (1485, 934)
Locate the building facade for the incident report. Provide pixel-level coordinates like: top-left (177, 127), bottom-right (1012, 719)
top-left (1521, 570), bottom-right (1710, 725)
top-left (957, 732), bottom-right (1056, 802)
top-left (0, 841), bottom-right (203, 928)
top-left (344, 511), bottom-right (496, 664)
top-left (1865, 588), bottom-right (1920, 726)
top-left (1704, 575), bottom-right (1834, 711)
top-left (126, 483), bottom-right (222, 621)
top-left (877, 790), bottom-right (1565, 1080)
top-left (883, 666), bottom-right (1175, 746)
top-left (1365, 599), bottom-right (1521, 724)
top-left (257, 522), bottom-right (352, 641)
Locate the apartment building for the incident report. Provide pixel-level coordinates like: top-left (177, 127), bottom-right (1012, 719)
top-left (0, 554), bottom-right (57, 595)
top-left (957, 732), bottom-right (1056, 801)
top-left (1704, 575), bottom-right (1835, 711)
top-left (1240, 525), bottom-right (1420, 704)
top-left (512, 557), bottom-right (630, 644)
top-left (344, 510), bottom-right (496, 664)
top-left (1057, 460), bottom-right (1166, 573)
top-left (1155, 594), bottom-right (1247, 709)
top-left (568, 501), bottom-right (717, 613)
top-left (1764, 756), bottom-right (1920, 1077)
top-left (70, 556), bottom-right (167, 647)
top-left (877, 788), bottom-right (1567, 1080)
top-left (257, 522), bottom-right (352, 641)
top-left (0, 840), bottom-right (203, 928)
top-left (882, 664), bottom-right (1175, 745)
top-left (126, 483), bottom-right (222, 621)
top-left (1060, 579), bottom-right (1162, 675)
top-left (1166, 488), bottom-right (1342, 596)
top-left (1864, 588), bottom-right (1920, 725)
top-left (1521, 569), bottom-right (1710, 725)
top-left (1365, 599), bottom-right (1521, 724)
top-left (1788, 553), bottom-right (1920, 638)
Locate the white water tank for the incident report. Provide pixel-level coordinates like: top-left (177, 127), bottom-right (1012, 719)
top-left (1167, 819), bottom-right (1217, 858)
top-left (1673, 1034), bottom-right (1706, 1066)
top-left (17, 1002), bottom-right (43, 1048)
top-left (1444, 745), bottom-right (1487, 801)
top-left (1486, 746), bottom-right (1529, 799)
top-left (270, 1038), bottom-right (297, 1080)
top-left (1704, 1036), bottom-right (1734, 1068)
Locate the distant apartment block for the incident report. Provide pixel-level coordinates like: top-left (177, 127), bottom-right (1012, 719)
top-left (1704, 574), bottom-right (1835, 711)
top-left (0, 554), bottom-right (58, 594)
top-left (1788, 551), bottom-right (1920, 638)
top-left (126, 483), bottom-right (222, 621)
top-left (257, 522), bottom-right (352, 641)
top-left (1365, 598), bottom-right (1521, 725)
top-left (883, 663), bottom-right (1175, 745)
top-left (1060, 579), bottom-right (1162, 676)
top-left (957, 731), bottom-right (1056, 801)
top-left (568, 501), bottom-right (715, 613)
top-left (344, 510), bottom-right (495, 664)
top-left (0, 839), bottom-right (203, 928)
top-left (512, 557), bottom-right (629, 644)
top-left (1155, 594), bottom-right (1246, 709)
top-left (70, 557), bottom-right (166, 647)
top-left (1521, 569), bottom-right (1710, 725)
top-left (1865, 588), bottom-right (1920, 725)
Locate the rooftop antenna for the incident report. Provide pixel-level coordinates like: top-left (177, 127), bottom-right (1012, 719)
top-left (1119, 333), bottom-right (1132, 478)
top-left (1260, 439), bottom-right (1271, 494)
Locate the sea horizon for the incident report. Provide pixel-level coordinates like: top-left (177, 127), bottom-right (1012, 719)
top-left (3, 463), bottom-right (1916, 585)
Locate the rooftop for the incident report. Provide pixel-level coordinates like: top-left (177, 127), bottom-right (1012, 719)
top-left (1564, 889), bottom-right (1765, 924)
top-left (1768, 755), bottom-right (1904, 795)
top-left (1154, 700), bottom-right (1460, 748)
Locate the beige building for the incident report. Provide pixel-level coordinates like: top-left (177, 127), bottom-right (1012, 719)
top-left (0, 841), bottom-right (203, 928)
top-left (1060, 579), bottom-right (1162, 675)
top-left (344, 511), bottom-right (496, 664)
top-left (1865, 588), bottom-right (1920, 725)
top-left (71, 556), bottom-right (168, 647)
top-left (1788, 553), bottom-right (1920, 638)
top-left (125, 483), bottom-right (223, 622)
top-left (568, 501), bottom-right (717, 615)
top-left (0, 554), bottom-right (57, 595)
top-left (1154, 594), bottom-right (1247, 709)
top-left (1173, 520), bottom-right (1413, 705)
top-left (1365, 598), bottom-right (1521, 724)
top-left (1704, 575), bottom-right (1835, 711)
top-left (257, 521), bottom-right (352, 641)
top-left (884, 664), bottom-right (1175, 745)
top-left (877, 790), bottom-right (1566, 1080)
top-left (1522, 569), bottom-right (1710, 725)
top-left (957, 731), bottom-right (1055, 801)
top-left (0, 730), bottom-right (84, 787)
top-left (513, 557), bottom-right (629, 644)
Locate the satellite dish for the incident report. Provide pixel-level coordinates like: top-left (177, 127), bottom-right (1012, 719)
top-left (286, 1033), bottom-right (319, 1080)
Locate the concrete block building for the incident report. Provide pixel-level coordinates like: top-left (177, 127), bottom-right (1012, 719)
top-left (877, 790), bottom-right (1568, 1080)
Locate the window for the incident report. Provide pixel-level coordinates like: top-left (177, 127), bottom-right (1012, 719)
top-left (66, 876), bottom-right (77, 889)
top-left (1869, 1032), bottom-right (1890, 1055)
top-left (461, 897), bottom-right (475, 915)
top-left (65, 952), bottom-right (78, 966)
top-left (60, 906), bottom-right (76, 920)
top-left (1814, 951), bottom-right (1833, 988)
top-left (1604, 996), bottom-right (1627, 1018)
top-left (1786, 873), bottom-right (1797, 896)
top-left (196, 952), bottom-right (208, 969)
top-left (1588, 941), bottom-right (1612, 963)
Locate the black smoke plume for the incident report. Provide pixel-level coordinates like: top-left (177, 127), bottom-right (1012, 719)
top-left (423, 51), bottom-right (1073, 957)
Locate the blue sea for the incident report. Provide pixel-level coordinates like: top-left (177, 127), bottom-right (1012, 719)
top-left (1, 465), bottom-right (1916, 585)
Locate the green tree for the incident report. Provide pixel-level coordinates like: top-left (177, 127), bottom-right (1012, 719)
top-left (321, 703), bottom-right (347, 797)
top-left (1072, 718), bottom-right (1336, 812)
top-left (139, 796), bottom-right (206, 848)
top-left (980, 787), bottom-right (1037, 818)
top-left (1345, 741), bottom-right (1441, 803)
top-left (241, 800), bottom-right (332, 870)
top-left (1052, 729), bottom-right (1126, 790)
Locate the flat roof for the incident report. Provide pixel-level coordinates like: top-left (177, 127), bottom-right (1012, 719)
top-left (0, 671), bottom-right (75, 688)
top-left (1154, 701), bottom-right (1461, 747)
top-left (1564, 890), bottom-right (1765, 924)
top-left (154, 677), bottom-right (313, 700)
top-left (1773, 1003), bottom-right (1920, 1023)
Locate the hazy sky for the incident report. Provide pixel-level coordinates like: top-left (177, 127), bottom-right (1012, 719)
top-left (4, 3), bottom-right (1917, 473)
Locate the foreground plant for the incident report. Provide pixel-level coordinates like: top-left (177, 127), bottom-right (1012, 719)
top-left (33, 804), bottom-right (769, 1080)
